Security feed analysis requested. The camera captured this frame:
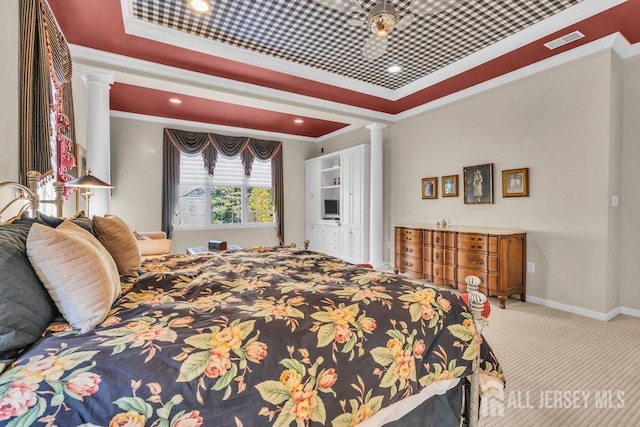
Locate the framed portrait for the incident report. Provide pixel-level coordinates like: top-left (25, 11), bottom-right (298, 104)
top-left (421, 177), bottom-right (438, 199)
top-left (75, 145), bottom-right (87, 211)
top-left (463, 163), bottom-right (494, 204)
top-left (441, 175), bottom-right (458, 197)
top-left (502, 167), bottom-right (529, 197)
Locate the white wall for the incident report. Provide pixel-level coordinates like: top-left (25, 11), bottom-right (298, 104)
top-left (620, 54), bottom-right (640, 313)
top-left (109, 117), bottom-right (315, 254)
top-left (323, 49), bottom-right (636, 316)
top-left (0, 1), bottom-right (19, 183)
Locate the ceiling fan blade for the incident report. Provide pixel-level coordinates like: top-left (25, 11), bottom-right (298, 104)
top-left (410, 0), bottom-right (462, 16)
top-left (362, 36), bottom-right (388, 61)
top-left (347, 17), bottom-right (365, 27)
top-left (395, 13), bottom-right (416, 32)
top-left (313, 0), bottom-right (360, 12)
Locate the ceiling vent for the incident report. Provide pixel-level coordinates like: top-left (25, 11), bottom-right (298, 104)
top-left (544, 31), bottom-right (585, 50)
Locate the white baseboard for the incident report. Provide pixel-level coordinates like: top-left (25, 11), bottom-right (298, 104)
top-left (525, 295), bottom-right (640, 321)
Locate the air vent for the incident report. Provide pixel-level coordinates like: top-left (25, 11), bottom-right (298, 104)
top-left (544, 31), bottom-right (585, 50)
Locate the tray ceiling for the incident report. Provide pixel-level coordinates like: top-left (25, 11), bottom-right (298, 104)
top-left (47, 0), bottom-right (640, 138)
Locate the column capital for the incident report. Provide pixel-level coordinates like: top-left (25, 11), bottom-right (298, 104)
top-left (366, 123), bottom-right (387, 133)
top-left (79, 66), bottom-right (114, 87)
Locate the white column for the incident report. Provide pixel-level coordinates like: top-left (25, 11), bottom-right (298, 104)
top-left (367, 123), bottom-right (386, 268)
top-left (80, 67), bottom-right (114, 216)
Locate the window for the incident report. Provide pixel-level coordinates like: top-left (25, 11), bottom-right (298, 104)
top-left (174, 152), bottom-right (275, 228)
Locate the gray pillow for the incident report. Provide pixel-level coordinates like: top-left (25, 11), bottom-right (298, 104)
top-left (0, 217), bottom-right (58, 369)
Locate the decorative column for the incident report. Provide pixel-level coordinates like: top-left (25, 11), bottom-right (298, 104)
top-left (80, 67), bottom-right (114, 216)
top-left (367, 123), bottom-right (386, 268)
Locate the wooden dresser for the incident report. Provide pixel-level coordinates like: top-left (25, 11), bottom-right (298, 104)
top-left (395, 224), bottom-right (526, 308)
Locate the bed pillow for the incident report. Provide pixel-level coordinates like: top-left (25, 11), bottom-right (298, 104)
top-left (26, 221), bottom-right (121, 333)
top-left (92, 214), bottom-right (142, 277)
top-left (0, 217), bottom-right (58, 368)
top-left (35, 211), bottom-right (93, 233)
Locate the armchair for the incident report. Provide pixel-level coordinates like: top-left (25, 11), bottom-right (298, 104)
top-left (136, 231), bottom-right (173, 256)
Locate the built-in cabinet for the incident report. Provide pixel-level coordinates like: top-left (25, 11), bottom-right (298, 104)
top-left (305, 145), bottom-right (370, 264)
top-left (395, 224), bottom-right (526, 308)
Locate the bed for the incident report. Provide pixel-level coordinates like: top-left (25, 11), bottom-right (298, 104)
top-left (0, 178), bottom-right (504, 426)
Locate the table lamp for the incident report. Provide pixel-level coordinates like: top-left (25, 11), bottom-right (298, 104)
top-left (65, 169), bottom-right (114, 217)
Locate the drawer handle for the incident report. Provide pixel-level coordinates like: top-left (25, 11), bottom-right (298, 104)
top-left (434, 268), bottom-right (440, 275)
top-left (405, 247), bottom-right (413, 253)
top-left (403, 261), bottom-right (414, 268)
top-left (435, 253), bottom-right (440, 260)
top-left (468, 258), bottom-right (484, 265)
top-left (435, 236), bottom-right (440, 244)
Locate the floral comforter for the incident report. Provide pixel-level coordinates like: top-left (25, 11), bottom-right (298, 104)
top-left (0, 247), bottom-right (503, 426)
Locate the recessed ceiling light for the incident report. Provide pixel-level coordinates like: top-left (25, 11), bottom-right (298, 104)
top-left (169, 98), bottom-right (182, 104)
top-left (189, 0), bottom-right (210, 13)
top-left (387, 64), bottom-right (402, 73)
top-left (294, 118), bottom-right (304, 124)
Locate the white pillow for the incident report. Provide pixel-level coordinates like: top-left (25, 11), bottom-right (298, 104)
top-left (26, 221), bottom-right (121, 332)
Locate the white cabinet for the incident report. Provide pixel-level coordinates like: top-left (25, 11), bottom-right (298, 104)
top-left (305, 161), bottom-right (321, 225)
top-left (304, 145), bottom-right (370, 264)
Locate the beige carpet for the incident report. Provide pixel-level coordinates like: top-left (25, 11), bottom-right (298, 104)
top-left (476, 298), bottom-right (640, 427)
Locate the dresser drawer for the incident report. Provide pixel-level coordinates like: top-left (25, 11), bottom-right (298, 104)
top-left (423, 245), bottom-right (433, 262)
top-left (321, 227), bottom-right (340, 238)
top-left (402, 228), bottom-right (423, 245)
top-left (457, 233), bottom-right (488, 252)
top-left (432, 231), bottom-right (444, 247)
top-left (432, 264), bottom-right (444, 286)
top-left (445, 248), bottom-right (456, 265)
top-left (433, 248), bottom-right (444, 264)
top-left (423, 260), bottom-right (433, 280)
top-left (456, 269), bottom-right (498, 293)
top-left (400, 256), bottom-right (422, 274)
top-left (401, 243), bottom-right (423, 258)
top-left (457, 251), bottom-right (488, 270)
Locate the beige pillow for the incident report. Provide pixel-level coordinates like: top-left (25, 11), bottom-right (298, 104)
top-left (26, 221), bottom-right (121, 333)
top-left (92, 214), bottom-right (141, 277)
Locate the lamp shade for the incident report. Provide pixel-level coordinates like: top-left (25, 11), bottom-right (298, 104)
top-left (66, 170), bottom-right (113, 189)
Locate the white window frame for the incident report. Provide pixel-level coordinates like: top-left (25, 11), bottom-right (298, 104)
top-left (173, 153), bottom-right (276, 230)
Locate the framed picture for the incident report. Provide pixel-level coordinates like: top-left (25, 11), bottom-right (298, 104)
top-left (421, 177), bottom-right (438, 199)
top-left (502, 167), bottom-right (529, 197)
top-left (463, 163), bottom-right (494, 204)
top-left (75, 145), bottom-right (87, 212)
top-left (441, 175), bottom-right (458, 197)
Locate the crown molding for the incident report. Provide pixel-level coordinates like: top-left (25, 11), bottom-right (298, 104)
top-left (121, 0), bottom-right (627, 102)
top-left (119, 0), bottom-right (395, 100)
top-left (395, 33), bottom-right (623, 122)
top-left (70, 44), bottom-right (394, 126)
top-left (110, 111), bottom-right (318, 142)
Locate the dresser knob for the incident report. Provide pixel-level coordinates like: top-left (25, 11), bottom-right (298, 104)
top-left (435, 268), bottom-right (440, 275)
top-left (435, 237), bottom-right (440, 244)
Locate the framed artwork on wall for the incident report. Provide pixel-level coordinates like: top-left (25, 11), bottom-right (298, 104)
top-left (75, 145), bottom-right (87, 212)
top-left (421, 177), bottom-right (438, 199)
top-left (441, 175), bottom-right (458, 197)
top-left (463, 163), bottom-right (494, 204)
top-left (502, 167), bottom-right (529, 197)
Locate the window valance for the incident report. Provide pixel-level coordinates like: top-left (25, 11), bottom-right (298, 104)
top-left (162, 128), bottom-right (284, 245)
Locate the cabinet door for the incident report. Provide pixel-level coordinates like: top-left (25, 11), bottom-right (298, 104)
top-left (305, 224), bottom-right (319, 251)
top-left (340, 149), bottom-right (364, 227)
top-left (341, 227), bottom-right (363, 263)
top-left (305, 160), bottom-right (321, 224)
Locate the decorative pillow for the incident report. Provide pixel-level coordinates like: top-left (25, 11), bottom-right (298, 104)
top-left (35, 211), bottom-right (93, 233)
top-left (0, 217), bottom-right (58, 368)
top-left (26, 221), bottom-right (121, 333)
top-left (92, 214), bottom-right (142, 277)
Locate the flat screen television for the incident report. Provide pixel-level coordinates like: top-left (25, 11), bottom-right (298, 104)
top-left (324, 199), bottom-right (339, 219)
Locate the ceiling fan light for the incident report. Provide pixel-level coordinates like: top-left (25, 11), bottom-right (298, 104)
top-left (369, 1), bottom-right (397, 38)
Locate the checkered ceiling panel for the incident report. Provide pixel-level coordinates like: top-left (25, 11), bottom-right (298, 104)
top-left (132, 0), bottom-right (584, 90)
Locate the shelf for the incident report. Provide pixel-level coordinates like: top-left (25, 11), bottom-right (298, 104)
top-left (321, 185), bottom-right (340, 190)
top-left (321, 166), bottom-right (340, 173)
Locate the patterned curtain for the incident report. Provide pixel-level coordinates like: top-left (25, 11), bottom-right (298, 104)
top-left (162, 128), bottom-right (284, 244)
top-left (19, 0), bottom-right (76, 188)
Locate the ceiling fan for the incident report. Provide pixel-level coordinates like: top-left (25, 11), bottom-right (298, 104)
top-left (313, 0), bottom-right (462, 60)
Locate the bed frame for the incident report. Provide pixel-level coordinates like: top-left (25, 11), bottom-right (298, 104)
top-left (0, 173), bottom-right (490, 426)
